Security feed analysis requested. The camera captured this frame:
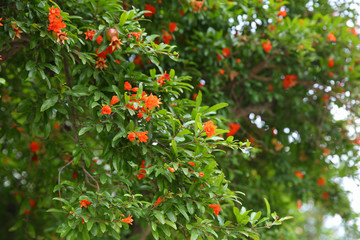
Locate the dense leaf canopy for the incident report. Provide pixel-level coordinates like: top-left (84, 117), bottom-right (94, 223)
top-left (1, 0), bottom-right (360, 239)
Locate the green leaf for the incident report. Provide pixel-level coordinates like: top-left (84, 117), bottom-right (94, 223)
top-left (264, 198), bottom-right (270, 218)
top-left (169, 69), bottom-right (175, 78)
top-left (176, 204), bottom-right (189, 221)
top-left (44, 63), bottom-right (60, 74)
top-left (233, 207), bottom-right (241, 223)
top-left (53, 197), bottom-right (69, 205)
top-left (40, 95), bottom-right (58, 112)
top-left (87, 218), bottom-right (94, 231)
top-left (190, 229), bottom-right (199, 240)
top-left (47, 208), bottom-right (64, 213)
top-left (153, 210), bottom-right (165, 224)
top-left (28, 224), bottom-right (36, 238)
top-left (195, 90), bottom-right (202, 110)
top-left (119, 11), bottom-right (128, 26)
top-left (171, 139), bottom-right (178, 157)
top-left (100, 174), bottom-right (107, 184)
top-left (165, 220), bottom-right (177, 230)
top-left (99, 223), bottom-right (106, 233)
top-left (186, 202), bottom-right (194, 215)
top-left (152, 229), bottom-right (159, 240)
top-left (82, 228), bottom-right (90, 240)
top-left (204, 103), bottom-right (228, 114)
top-left (166, 211), bottom-right (177, 222)
top-left (79, 127), bottom-right (92, 136)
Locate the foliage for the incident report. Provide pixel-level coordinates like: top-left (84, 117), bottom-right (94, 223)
top-left (130, 0), bottom-right (360, 238)
top-left (0, 0), bottom-right (292, 239)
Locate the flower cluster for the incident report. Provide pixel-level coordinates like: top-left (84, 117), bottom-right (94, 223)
top-left (157, 71), bottom-right (171, 86)
top-left (48, 7), bottom-right (66, 33)
top-left (282, 74), bottom-right (297, 89)
top-left (124, 81), bottom-right (162, 120)
top-left (209, 204), bottom-right (221, 216)
top-left (120, 214), bottom-right (134, 225)
top-left (227, 123), bottom-right (240, 137)
top-left (136, 160), bottom-right (150, 179)
top-left (262, 39), bottom-right (272, 53)
top-left (128, 131), bottom-right (149, 143)
top-left (79, 200), bottom-right (91, 208)
top-left (203, 121), bottom-right (217, 137)
top-left (48, 7), bottom-right (68, 44)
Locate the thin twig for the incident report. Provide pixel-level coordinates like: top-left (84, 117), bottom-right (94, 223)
top-left (58, 159), bottom-right (74, 198)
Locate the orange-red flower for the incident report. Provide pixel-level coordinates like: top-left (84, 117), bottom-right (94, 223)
top-left (96, 35), bottom-right (103, 45)
top-left (137, 169), bottom-right (147, 179)
top-left (328, 58), bottom-right (334, 68)
top-left (30, 141), bottom-right (39, 152)
top-left (130, 32), bottom-right (141, 42)
top-left (322, 94), bottom-right (330, 102)
top-left (24, 209), bottom-right (30, 215)
top-left (48, 7), bottom-right (66, 33)
top-left (282, 75), bottom-right (297, 89)
top-left (268, 83), bottom-right (274, 92)
top-left (277, 10), bottom-right (287, 17)
top-left (79, 199), bottom-right (91, 208)
top-left (57, 32), bottom-right (68, 44)
top-left (136, 131), bottom-right (149, 143)
top-left (322, 192), bottom-right (329, 200)
top-left (95, 48), bottom-right (108, 59)
top-left (144, 4), bottom-right (156, 17)
top-left (209, 204), bottom-right (221, 216)
top-left (329, 72), bottom-right (334, 77)
top-left (168, 167), bottom-right (175, 173)
top-left (12, 27), bottom-right (23, 40)
top-left (0, 18), bottom-right (3, 27)
top-left (169, 22), bottom-right (177, 33)
top-left (327, 33), bottom-right (336, 42)
top-left (134, 55), bottom-right (143, 65)
top-left (222, 48), bottom-right (230, 57)
top-left (110, 96), bottom-right (119, 106)
top-left (203, 120), bottom-right (217, 137)
top-left (154, 197), bottom-right (162, 206)
top-left (85, 29), bottom-right (96, 40)
top-left (143, 93), bottom-right (162, 110)
top-left (96, 58), bottom-right (108, 71)
top-left (73, 171), bottom-right (78, 178)
top-left (124, 81), bottom-right (132, 90)
top-left (109, 37), bottom-right (124, 51)
top-left (262, 39), bottom-right (272, 53)
top-left (32, 155), bottom-right (38, 164)
top-left (226, 123), bottom-right (240, 137)
top-left (157, 71), bottom-right (171, 86)
top-left (191, 0), bottom-right (204, 12)
top-left (188, 162), bottom-right (196, 167)
top-left (101, 105), bottom-right (111, 115)
top-left (30, 199), bottom-right (36, 208)
top-left (121, 214), bottom-right (134, 225)
top-left (128, 132), bottom-right (136, 141)
top-left (54, 123), bottom-right (60, 130)
top-left (199, 172), bottom-right (204, 177)
top-left (294, 171), bottom-right (303, 179)
top-left (162, 30), bottom-right (173, 44)
top-left (317, 177), bottom-right (325, 186)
